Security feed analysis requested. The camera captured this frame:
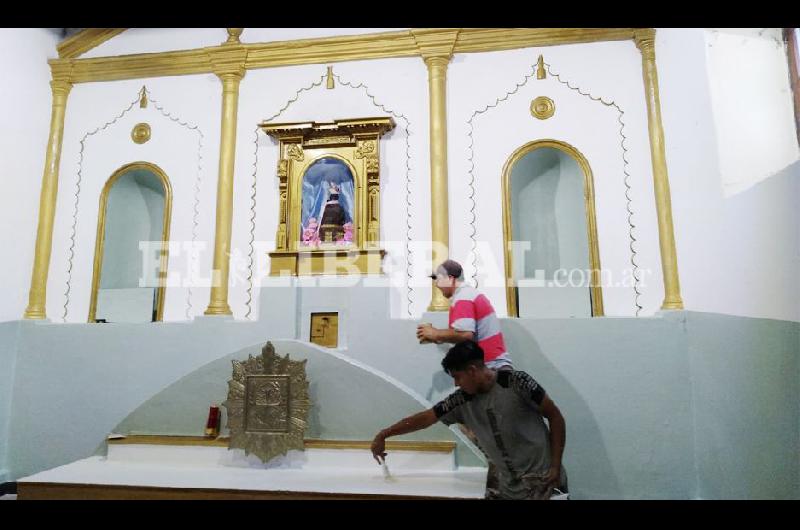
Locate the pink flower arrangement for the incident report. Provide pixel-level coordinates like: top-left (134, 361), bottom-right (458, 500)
top-left (301, 217), bottom-right (320, 247)
top-left (337, 222), bottom-right (354, 245)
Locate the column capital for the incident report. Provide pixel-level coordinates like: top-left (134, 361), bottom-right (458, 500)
top-left (50, 79), bottom-right (73, 98)
top-left (208, 46), bottom-right (248, 80)
top-left (411, 29), bottom-right (460, 63)
top-left (633, 28), bottom-right (657, 58)
top-left (49, 59), bottom-right (74, 86)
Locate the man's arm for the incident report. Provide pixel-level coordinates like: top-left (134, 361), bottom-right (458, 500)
top-left (371, 409), bottom-right (438, 464)
top-left (539, 394), bottom-right (566, 489)
top-left (417, 325), bottom-right (474, 344)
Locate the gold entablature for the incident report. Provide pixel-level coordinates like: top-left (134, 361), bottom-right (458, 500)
top-left (260, 117), bottom-right (395, 276)
top-left (49, 29), bottom-right (638, 84)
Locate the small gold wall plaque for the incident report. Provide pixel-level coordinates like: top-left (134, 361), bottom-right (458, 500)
top-left (530, 97), bottom-right (555, 120)
top-left (310, 312), bottom-right (338, 348)
top-left (131, 122), bottom-right (151, 144)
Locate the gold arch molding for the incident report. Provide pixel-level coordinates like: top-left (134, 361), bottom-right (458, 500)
top-left (88, 161), bottom-right (173, 323)
top-left (501, 139), bottom-right (604, 318)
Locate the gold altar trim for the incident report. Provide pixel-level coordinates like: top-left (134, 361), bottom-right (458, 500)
top-left (108, 435), bottom-right (456, 453)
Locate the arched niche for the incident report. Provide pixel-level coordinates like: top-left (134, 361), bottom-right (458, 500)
top-left (88, 162), bottom-right (172, 323)
top-left (501, 140), bottom-right (603, 318)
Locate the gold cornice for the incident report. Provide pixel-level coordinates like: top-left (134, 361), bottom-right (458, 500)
top-left (454, 28), bottom-right (635, 53)
top-left (54, 28), bottom-right (640, 84)
top-left (56, 28), bottom-right (127, 59)
top-left (411, 28), bottom-right (460, 60)
top-left (49, 60), bottom-right (74, 84)
top-left (208, 46), bottom-right (248, 78)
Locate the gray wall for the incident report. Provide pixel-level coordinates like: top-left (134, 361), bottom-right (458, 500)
top-left (685, 311), bottom-right (799, 499)
top-left (0, 321), bottom-right (20, 482)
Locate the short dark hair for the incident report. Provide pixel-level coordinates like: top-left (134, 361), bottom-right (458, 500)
top-left (442, 340), bottom-right (485, 375)
top-left (428, 259), bottom-right (464, 280)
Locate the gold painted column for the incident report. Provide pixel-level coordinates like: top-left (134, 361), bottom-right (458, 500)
top-left (205, 45), bottom-right (246, 316)
top-left (413, 30), bottom-right (459, 312)
top-left (24, 67), bottom-right (73, 319)
top-left (634, 29), bottom-right (684, 310)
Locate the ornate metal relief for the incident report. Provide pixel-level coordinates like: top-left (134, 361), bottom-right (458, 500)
top-left (222, 342), bottom-right (311, 463)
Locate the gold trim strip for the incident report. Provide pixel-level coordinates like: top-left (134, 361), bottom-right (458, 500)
top-left (57, 29), bottom-right (127, 59)
top-left (54, 28), bottom-right (637, 84)
top-left (108, 435), bottom-right (456, 453)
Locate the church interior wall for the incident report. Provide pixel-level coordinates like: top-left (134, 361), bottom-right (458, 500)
top-left (0, 29), bottom-right (60, 324)
top-left (1, 28), bottom-right (799, 499)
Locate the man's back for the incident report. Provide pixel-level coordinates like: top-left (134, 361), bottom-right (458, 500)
top-left (449, 284), bottom-right (512, 368)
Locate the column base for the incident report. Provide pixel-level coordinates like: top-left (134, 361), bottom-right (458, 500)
top-left (23, 307), bottom-right (47, 319)
top-left (204, 303), bottom-right (232, 316)
top-left (660, 298), bottom-right (684, 310)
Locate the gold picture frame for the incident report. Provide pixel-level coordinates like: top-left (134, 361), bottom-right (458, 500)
top-left (260, 118), bottom-right (395, 276)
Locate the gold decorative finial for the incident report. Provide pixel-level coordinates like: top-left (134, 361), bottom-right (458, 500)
top-left (326, 66), bottom-right (335, 89)
top-left (139, 86), bottom-right (148, 108)
top-left (225, 28), bottom-right (243, 45)
top-left (536, 55), bottom-right (546, 80)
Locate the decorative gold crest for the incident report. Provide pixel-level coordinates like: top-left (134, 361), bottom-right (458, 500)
top-left (131, 122), bottom-right (151, 144)
top-left (530, 97), bottom-right (555, 120)
top-left (222, 342), bottom-right (311, 463)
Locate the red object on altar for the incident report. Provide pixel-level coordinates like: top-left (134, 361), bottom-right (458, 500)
top-left (205, 404), bottom-right (220, 437)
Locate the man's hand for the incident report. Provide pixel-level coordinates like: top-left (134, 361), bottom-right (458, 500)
top-left (416, 324), bottom-right (439, 344)
top-left (544, 464), bottom-right (561, 491)
top-left (371, 431), bottom-right (388, 464)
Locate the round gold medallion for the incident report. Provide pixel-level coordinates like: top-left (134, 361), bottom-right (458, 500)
top-left (530, 96), bottom-right (555, 120)
top-left (131, 122), bottom-right (151, 144)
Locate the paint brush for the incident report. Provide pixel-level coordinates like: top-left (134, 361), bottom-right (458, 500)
top-left (379, 455), bottom-right (392, 479)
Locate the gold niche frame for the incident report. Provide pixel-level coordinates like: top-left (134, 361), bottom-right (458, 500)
top-left (260, 118), bottom-right (395, 276)
top-left (501, 139), bottom-right (604, 318)
top-left (88, 161), bottom-right (172, 323)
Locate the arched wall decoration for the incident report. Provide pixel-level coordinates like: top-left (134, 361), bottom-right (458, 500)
top-left (466, 58), bottom-right (643, 316)
top-left (252, 70), bottom-right (416, 316)
top-left (61, 86), bottom-right (205, 322)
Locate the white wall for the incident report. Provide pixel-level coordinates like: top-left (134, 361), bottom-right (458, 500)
top-left (0, 29), bottom-right (60, 322)
top-left (705, 28), bottom-right (799, 196)
top-left (658, 28), bottom-right (800, 322)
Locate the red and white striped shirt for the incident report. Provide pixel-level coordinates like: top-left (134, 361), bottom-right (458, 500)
top-left (449, 284), bottom-right (513, 369)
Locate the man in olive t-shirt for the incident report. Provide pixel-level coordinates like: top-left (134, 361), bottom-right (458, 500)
top-left (371, 340), bottom-right (568, 500)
